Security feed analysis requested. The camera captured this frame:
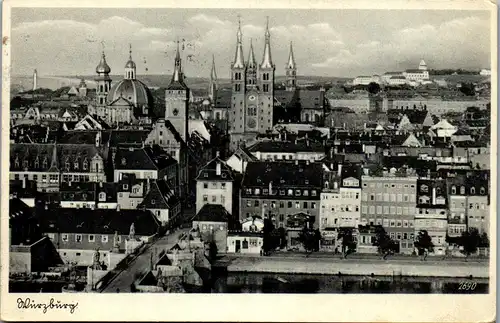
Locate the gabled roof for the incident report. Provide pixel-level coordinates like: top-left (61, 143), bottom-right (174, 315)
top-left (249, 139), bottom-right (324, 153)
top-left (114, 146), bottom-right (177, 171)
top-left (242, 161), bottom-right (323, 188)
top-left (196, 156), bottom-right (235, 181)
top-left (194, 204), bottom-right (229, 223)
top-left (38, 208), bottom-right (160, 236)
top-left (138, 180), bottom-right (179, 209)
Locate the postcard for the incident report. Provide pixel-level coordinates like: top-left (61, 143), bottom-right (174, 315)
top-left (1, 0), bottom-right (496, 321)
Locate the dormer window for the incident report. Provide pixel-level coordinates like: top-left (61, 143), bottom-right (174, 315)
top-left (470, 187), bottom-right (476, 195)
top-left (23, 160), bottom-right (28, 168)
top-left (83, 159), bottom-right (88, 171)
top-left (123, 184), bottom-right (129, 190)
top-left (204, 172), bottom-right (208, 178)
top-left (480, 187), bottom-right (486, 195)
top-left (280, 178), bottom-right (285, 184)
top-left (74, 162), bottom-right (79, 170)
top-left (295, 190), bottom-right (301, 196)
top-left (121, 158), bottom-right (126, 166)
top-left (451, 186), bottom-right (456, 194)
top-left (263, 189), bottom-right (269, 195)
top-left (42, 158), bottom-right (48, 169)
top-left (420, 184), bottom-right (428, 192)
top-left (287, 189), bottom-right (293, 196)
top-left (151, 199), bottom-right (155, 205)
top-left (34, 158), bottom-right (39, 168)
top-left (99, 192), bottom-right (106, 201)
top-left (311, 190), bottom-right (317, 197)
top-left (324, 181), bottom-right (329, 189)
top-left (14, 157), bottom-right (19, 168)
top-left (279, 190), bottom-right (285, 196)
top-left (305, 180), bottom-right (309, 185)
top-left (255, 189), bottom-right (260, 195)
top-left (460, 186), bottom-right (465, 194)
top-left (303, 190), bottom-right (309, 196)
top-left (221, 173), bottom-right (227, 179)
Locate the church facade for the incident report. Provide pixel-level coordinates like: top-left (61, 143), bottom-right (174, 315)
top-left (228, 18), bottom-right (297, 150)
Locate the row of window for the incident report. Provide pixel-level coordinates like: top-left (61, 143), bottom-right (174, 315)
top-left (202, 172), bottom-right (227, 179)
top-left (202, 182), bottom-right (227, 189)
top-left (245, 200), bottom-right (317, 209)
top-left (362, 193), bottom-right (415, 203)
top-left (363, 218), bottom-right (415, 228)
top-left (362, 205), bottom-right (417, 216)
top-left (363, 182), bottom-right (415, 189)
top-left (321, 205), bottom-right (359, 213)
top-left (203, 195), bottom-right (226, 204)
top-left (49, 233), bottom-right (120, 243)
top-left (244, 188), bottom-right (318, 197)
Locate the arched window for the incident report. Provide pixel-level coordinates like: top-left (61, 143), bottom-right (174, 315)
top-left (324, 181), bottom-right (329, 189)
top-left (420, 184), bottom-right (428, 192)
top-left (451, 186), bottom-right (456, 194)
top-left (460, 186), bottom-right (465, 194)
top-left (480, 187), bottom-right (485, 195)
top-left (470, 187), bottom-right (476, 195)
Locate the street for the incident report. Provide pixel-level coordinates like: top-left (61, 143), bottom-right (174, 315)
top-left (100, 227), bottom-right (191, 293)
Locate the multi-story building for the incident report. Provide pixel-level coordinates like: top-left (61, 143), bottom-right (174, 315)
top-left (240, 161), bottom-right (323, 229)
top-left (465, 171), bottom-right (490, 234)
top-left (415, 178), bottom-right (449, 255)
top-left (10, 143), bottom-right (106, 192)
top-left (361, 171), bottom-right (418, 254)
top-left (195, 155), bottom-right (235, 216)
top-left (192, 204), bottom-right (230, 252)
top-left (447, 175), bottom-right (468, 237)
top-left (248, 139), bottom-right (325, 162)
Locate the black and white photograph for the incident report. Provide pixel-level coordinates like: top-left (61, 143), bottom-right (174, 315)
top-left (1, 0), bottom-right (496, 321)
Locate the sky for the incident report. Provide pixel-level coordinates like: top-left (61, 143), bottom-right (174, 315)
top-left (10, 8), bottom-right (492, 78)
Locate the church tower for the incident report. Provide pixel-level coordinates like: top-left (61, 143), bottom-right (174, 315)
top-left (258, 17), bottom-right (275, 133)
top-left (246, 39), bottom-right (258, 88)
top-left (208, 54), bottom-right (218, 101)
top-left (95, 51), bottom-right (112, 106)
top-left (285, 41), bottom-right (297, 92)
top-left (229, 17), bottom-right (247, 148)
top-left (165, 40), bottom-right (190, 143)
top-left (124, 44), bottom-right (137, 80)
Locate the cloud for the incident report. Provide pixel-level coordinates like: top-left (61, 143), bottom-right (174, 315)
top-left (311, 16), bottom-right (490, 76)
top-left (10, 13), bottom-right (490, 78)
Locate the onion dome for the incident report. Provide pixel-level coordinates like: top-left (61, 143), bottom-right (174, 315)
top-left (96, 52), bottom-right (111, 74)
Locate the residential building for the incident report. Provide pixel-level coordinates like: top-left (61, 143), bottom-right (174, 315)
top-left (415, 179), bottom-right (449, 255)
top-left (227, 217), bottom-right (264, 254)
top-left (240, 160), bottom-right (323, 229)
top-left (196, 155), bottom-right (235, 215)
top-left (192, 204), bottom-right (230, 253)
top-left (248, 139), bottom-right (326, 162)
top-left (361, 171), bottom-right (418, 254)
top-left (138, 180), bottom-right (181, 226)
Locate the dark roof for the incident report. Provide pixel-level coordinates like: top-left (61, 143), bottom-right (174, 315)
top-left (37, 208), bottom-right (160, 236)
top-left (114, 145), bottom-right (177, 171)
top-left (249, 140), bottom-right (324, 153)
top-left (10, 143), bottom-right (103, 173)
top-left (109, 130), bottom-right (150, 147)
top-left (194, 204), bottom-right (229, 223)
top-left (242, 161), bottom-right (323, 188)
top-left (215, 91), bottom-right (231, 109)
top-left (60, 182), bottom-right (97, 202)
top-left (196, 157), bottom-right (235, 181)
top-left (138, 180), bottom-right (179, 209)
top-left (10, 179), bottom-right (38, 199)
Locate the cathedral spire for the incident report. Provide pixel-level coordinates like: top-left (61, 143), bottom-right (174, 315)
top-left (247, 38), bottom-right (257, 69)
top-left (168, 38), bottom-right (187, 89)
top-left (287, 41), bottom-right (296, 69)
top-left (232, 16), bottom-right (245, 69)
top-left (210, 54), bottom-right (217, 81)
top-left (260, 16), bottom-right (273, 69)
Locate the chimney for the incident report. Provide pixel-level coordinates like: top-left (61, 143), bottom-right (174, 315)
top-left (337, 163), bottom-right (342, 175)
top-left (432, 187), bottom-right (436, 205)
top-left (295, 160), bottom-right (299, 166)
top-left (120, 173), bottom-right (123, 181)
top-left (22, 177), bottom-right (26, 189)
top-left (216, 151), bottom-right (220, 158)
top-left (146, 178), bottom-right (151, 193)
top-left (216, 162), bottom-right (221, 176)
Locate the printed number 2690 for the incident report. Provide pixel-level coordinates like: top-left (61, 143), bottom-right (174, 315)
top-left (458, 282), bottom-right (477, 290)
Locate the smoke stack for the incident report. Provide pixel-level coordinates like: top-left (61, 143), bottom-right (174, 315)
top-left (432, 187), bottom-right (436, 205)
top-left (216, 162), bottom-right (221, 176)
top-left (337, 163), bottom-right (342, 176)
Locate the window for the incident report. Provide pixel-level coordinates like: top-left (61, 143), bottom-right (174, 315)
top-left (470, 187), bottom-right (476, 195)
top-left (246, 200), bottom-right (251, 207)
top-left (295, 190), bottom-right (301, 196)
top-left (295, 202), bottom-right (300, 209)
top-left (303, 190), bottom-right (309, 196)
top-left (421, 184), bottom-right (428, 192)
top-left (370, 194), bottom-right (375, 201)
top-left (221, 196), bottom-right (225, 205)
top-left (255, 189), bottom-right (260, 195)
top-left (279, 190), bottom-right (285, 196)
top-left (203, 183), bottom-right (208, 189)
top-left (89, 235), bottom-right (95, 242)
top-left (312, 202), bottom-right (316, 209)
top-left (221, 183), bottom-right (226, 189)
top-left (62, 234), bottom-right (69, 242)
top-left (390, 220), bottom-right (395, 227)
top-left (279, 201), bottom-right (284, 208)
top-left (460, 186), bottom-right (465, 194)
top-left (311, 190), bottom-right (317, 197)
top-left (254, 200), bottom-right (260, 207)
top-left (203, 195), bottom-right (208, 202)
top-left (451, 186), bottom-right (456, 194)
top-left (212, 195), bottom-right (217, 203)
top-left (287, 201), bottom-right (292, 208)
top-left (288, 189), bottom-right (293, 196)
top-left (303, 202), bottom-right (308, 209)
top-left (75, 234), bottom-right (82, 243)
top-left (263, 189), bottom-right (269, 195)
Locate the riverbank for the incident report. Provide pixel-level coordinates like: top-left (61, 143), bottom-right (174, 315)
top-left (217, 255), bottom-right (490, 278)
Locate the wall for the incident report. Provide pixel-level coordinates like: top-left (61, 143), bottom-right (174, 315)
top-left (227, 236), bottom-right (263, 254)
top-left (192, 220), bottom-right (228, 252)
top-left (196, 180), bottom-right (233, 215)
top-left (467, 195), bottom-right (489, 234)
top-left (328, 99), bottom-right (370, 113)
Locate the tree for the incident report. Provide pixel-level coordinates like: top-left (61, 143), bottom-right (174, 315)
top-left (372, 226), bottom-right (397, 260)
top-left (338, 228), bottom-right (356, 258)
top-left (208, 241), bottom-right (218, 263)
top-left (367, 82), bottom-right (381, 94)
top-left (298, 227), bottom-right (321, 253)
top-left (414, 230), bottom-right (434, 260)
top-left (459, 82), bottom-right (476, 96)
top-left (262, 217), bottom-right (275, 256)
top-left (479, 232), bottom-right (489, 248)
top-left (278, 227), bottom-right (287, 249)
top-left (458, 228), bottom-right (481, 260)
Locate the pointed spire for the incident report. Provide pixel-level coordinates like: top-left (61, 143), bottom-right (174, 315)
top-left (287, 41), bottom-right (296, 69)
top-left (232, 15), bottom-right (245, 69)
top-left (48, 143), bottom-right (58, 172)
top-left (260, 16), bottom-right (273, 69)
top-left (210, 54), bottom-right (217, 81)
top-left (129, 43), bottom-right (132, 60)
top-left (168, 38), bottom-right (187, 89)
top-left (247, 38), bottom-right (257, 69)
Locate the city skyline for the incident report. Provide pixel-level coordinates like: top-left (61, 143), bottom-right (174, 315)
top-left (11, 8), bottom-right (491, 78)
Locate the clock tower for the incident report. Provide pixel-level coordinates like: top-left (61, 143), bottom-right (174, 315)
top-left (165, 40), bottom-right (189, 143)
